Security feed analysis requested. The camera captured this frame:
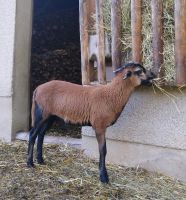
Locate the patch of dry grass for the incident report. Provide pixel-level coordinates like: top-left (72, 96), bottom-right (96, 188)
top-left (0, 141), bottom-right (185, 200)
top-left (47, 124), bottom-right (81, 138)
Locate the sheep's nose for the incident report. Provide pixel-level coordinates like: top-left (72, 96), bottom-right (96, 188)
top-left (148, 70), bottom-right (156, 79)
top-left (150, 72), bottom-right (156, 79)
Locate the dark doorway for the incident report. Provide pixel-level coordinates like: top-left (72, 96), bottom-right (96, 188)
top-left (30, 0), bottom-right (81, 138)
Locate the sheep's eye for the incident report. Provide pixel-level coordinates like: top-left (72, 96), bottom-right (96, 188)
top-left (134, 70), bottom-right (142, 75)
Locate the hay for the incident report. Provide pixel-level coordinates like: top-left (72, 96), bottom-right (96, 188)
top-left (152, 78), bottom-right (181, 113)
top-left (0, 141), bottom-right (185, 200)
top-left (92, 0), bottom-right (175, 83)
top-left (142, 0), bottom-right (175, 83)
top-left (47, 125), bottom-right (81, 138)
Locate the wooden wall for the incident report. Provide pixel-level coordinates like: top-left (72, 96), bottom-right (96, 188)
top-left (79, 0), bottom-right (186, 86)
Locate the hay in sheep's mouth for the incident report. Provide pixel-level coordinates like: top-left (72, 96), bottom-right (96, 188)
top-left (151, 77), bottom-right (186, 113)
top-left (0, 141), bottom-right (185, 199)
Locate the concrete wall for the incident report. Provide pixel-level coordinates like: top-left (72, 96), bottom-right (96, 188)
top-left (0, 0), bottom-right (33, 142)
top-left (0, 1), bottom-right (16, 141)
top-left (82, 87), bottom-right (186, 182)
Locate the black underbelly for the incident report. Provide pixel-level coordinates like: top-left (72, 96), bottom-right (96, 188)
top-left (52, 115), bottom-right (92, 127)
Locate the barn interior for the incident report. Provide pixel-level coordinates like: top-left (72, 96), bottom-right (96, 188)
top-left (30, 0), bottom-right (81, 137)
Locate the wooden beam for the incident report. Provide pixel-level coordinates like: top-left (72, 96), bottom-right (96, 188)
top-left (151, 0), bottom-right (164, 78)
top-left (175, 0), bottom-right (186, 85)
top-left (96, 0), bottom-right (106, 84)
top-left (111, 0), bottom-right (122, 71)
top-left (131, 0), bottom-right (142, 63)
top-left (79, 0), bottom-right (90, 85)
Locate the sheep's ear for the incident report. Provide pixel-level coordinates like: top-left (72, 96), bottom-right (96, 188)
top-left (123, 71), bottom-right (132, 80)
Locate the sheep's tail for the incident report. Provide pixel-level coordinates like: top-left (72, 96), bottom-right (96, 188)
top-left (31, 89), bottom-right (37, 127)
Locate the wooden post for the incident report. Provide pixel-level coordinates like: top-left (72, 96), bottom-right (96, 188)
top-left (151, 0), bottom-right (164, 78)
top-left (131, 0), bottom-right (142, 63)
top-left (79, 0), bottom-right (90, 85)
top-left (111, 0), bottom-right (122, 71)
top-left (175, 0), bottom-right (186, 85)
top-left (96, 0), bottom-right (106, 84)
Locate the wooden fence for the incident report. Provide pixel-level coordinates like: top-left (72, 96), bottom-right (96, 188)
top-left (79, 0), bottom-right (186, 86)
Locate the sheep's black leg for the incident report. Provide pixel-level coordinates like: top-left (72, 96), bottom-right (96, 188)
top-left (36, 116), bottom-right (56, 164)
top-left (36, 123), bottom-right (47, 164)
top-left (27, 125), bottom-right (42, 167)
top-left (96, 133), bottom-right (109, 183)
top-left (27, 103), bottom-right (43, 167)
top-left (27, 127), bottom-right (34, 155)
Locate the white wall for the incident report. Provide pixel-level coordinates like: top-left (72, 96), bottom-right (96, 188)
top-left (12, 0), bottom-right (33, 135)
top-left (0, 0), bottom-right (33, 142)
top-left (0, 0), bottom-right (16, 97)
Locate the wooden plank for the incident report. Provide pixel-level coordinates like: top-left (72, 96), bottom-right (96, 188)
top-left (79, 0), bottom-right (90, 85)
top-left (111, 0), bottom-right (122, 71)
top-left (175, 0), bottom-right (186, 85)
top-left (88, 0), bottom-right (96, 34)
top-left (151, 0), bottom-right (164, 78)
top-left (96, 0), bottom-right (106, 84)
top-left (131, 0), bottom-right (142, 63)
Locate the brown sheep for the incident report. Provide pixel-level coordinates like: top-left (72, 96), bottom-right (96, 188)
top-left (27, 62), bottom-right (154, 183)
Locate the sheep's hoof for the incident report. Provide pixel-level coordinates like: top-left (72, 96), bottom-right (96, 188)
top-left (37, 158), bottom-right (45, 165)
top-left (27, 161), bottom-right (35, 168)
top-left (100, 173), bottom-right (109, 184)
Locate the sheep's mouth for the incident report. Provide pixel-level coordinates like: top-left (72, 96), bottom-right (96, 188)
top-left (141, 78), bottom-right (153, 86)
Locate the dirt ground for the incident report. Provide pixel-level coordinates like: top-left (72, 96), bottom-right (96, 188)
top-left (0, 141), bottom-right (185, 200)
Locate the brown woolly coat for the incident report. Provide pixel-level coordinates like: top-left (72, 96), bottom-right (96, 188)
top-left (31, 73), bottom-right (136, 132)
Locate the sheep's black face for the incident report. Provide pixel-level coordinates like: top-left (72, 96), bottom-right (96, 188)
top-left (115, 63), bottom-right (155, 86)
top-left (114, 62), bottom-right (155, 86)
top-left (136, 68), bottom-right (155, 86)
top-left (141, 73), bottom-right (154, 86)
